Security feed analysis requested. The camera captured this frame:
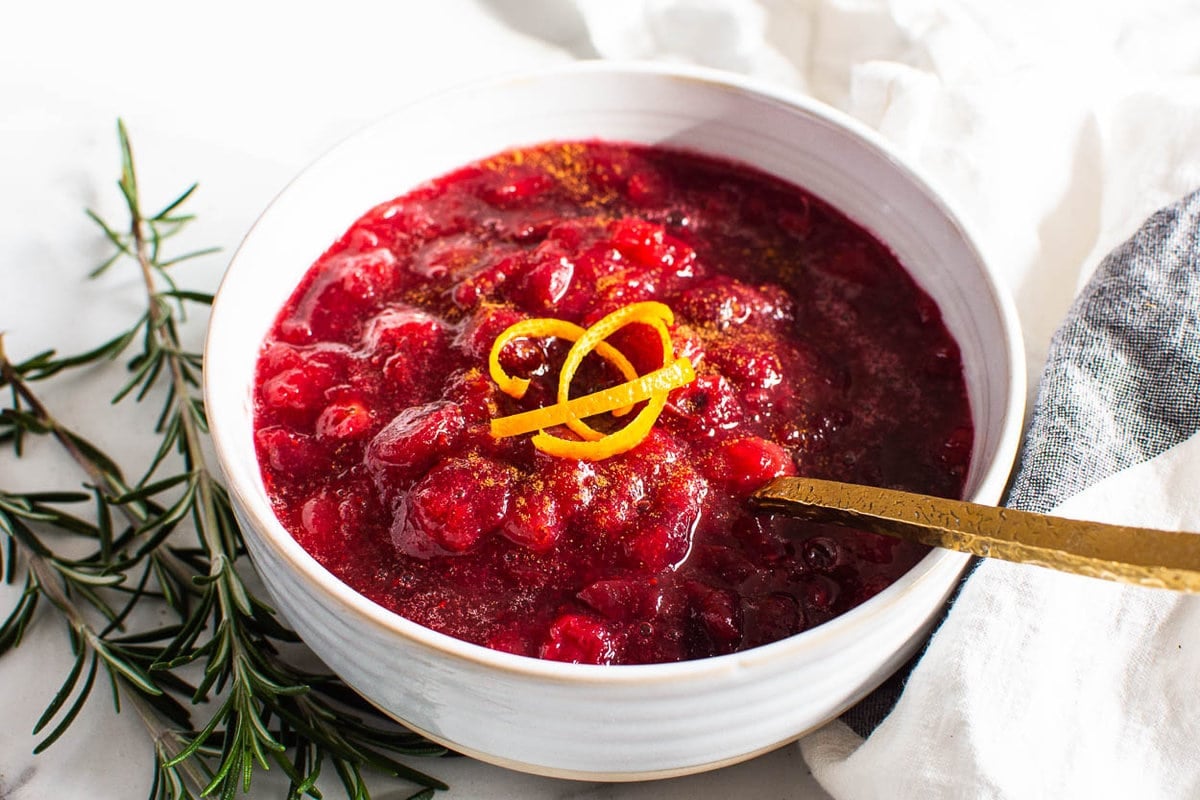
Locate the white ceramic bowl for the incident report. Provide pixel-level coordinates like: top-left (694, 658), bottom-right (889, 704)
top-left (205, 62), bottom-right (1025, 780)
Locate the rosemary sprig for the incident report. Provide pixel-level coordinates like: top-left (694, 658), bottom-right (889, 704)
top-left (0, 121), bottom-right (448, 800)
top-left (0, 378), bottom-right (206, 794)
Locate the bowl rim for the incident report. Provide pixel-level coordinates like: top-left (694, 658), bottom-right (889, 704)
top-left (204, 59), bottom-right (1026, 683)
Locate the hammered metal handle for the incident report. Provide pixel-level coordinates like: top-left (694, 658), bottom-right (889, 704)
top-left (752, 477), bottom-right (1200, 592)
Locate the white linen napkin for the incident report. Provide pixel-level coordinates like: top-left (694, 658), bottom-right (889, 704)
top-left (555, 0), bottom-right (1200, 795)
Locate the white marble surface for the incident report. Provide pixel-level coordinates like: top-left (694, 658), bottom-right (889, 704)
top-left (0, 2), bottom-right (834, 797)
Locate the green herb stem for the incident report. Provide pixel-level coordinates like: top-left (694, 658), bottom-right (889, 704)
top-left (0, 120), bottom-right (448, 800)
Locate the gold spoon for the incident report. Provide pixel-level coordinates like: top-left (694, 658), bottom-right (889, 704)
top-left (751, 476), bottom-right (1200, 592)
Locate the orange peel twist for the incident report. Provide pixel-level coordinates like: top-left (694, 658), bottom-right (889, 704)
top-left (488, 301), bottom-right (695, 460)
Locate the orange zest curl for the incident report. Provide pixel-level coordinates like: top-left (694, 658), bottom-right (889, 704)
top-left (488, 301), bottom-right (695, 460)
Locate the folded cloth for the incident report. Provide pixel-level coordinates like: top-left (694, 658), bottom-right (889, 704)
top-left (802, 189), bottom-right (1200, 798)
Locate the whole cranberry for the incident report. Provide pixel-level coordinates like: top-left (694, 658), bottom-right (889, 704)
top-left (257, 345), bottom-right (348, 420)
top-left (365, 401), bottom-right (466, 490)
top-left (707, 436), bottom-right (797, 494)
top-left (515, 254), bottom-right (575, 312)
top-left (391, 456), bottom-right (513, 558)
top-left (315, 398), bottom-right (373, 442)
top-left (479, 173), bottom-right (554, 207)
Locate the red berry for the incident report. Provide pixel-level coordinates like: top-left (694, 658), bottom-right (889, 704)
top-left (625, 524), bottom-right (690, 573)
top-left (802, 576), bottom-right (839, 612)
top-left (361, 305), bottom-right (443, 353)
top-left (410, 238), bottom-right (484, 280)
top-left (504, 231), bottom-right (598, 318)
top-left (441, 368), bottom-right (499, 423)
top-left (345, 225), bottom-right (380, 251)
top-left (361, 308), bottom-right (451, 404)
top-left (709, 342), bottom-right (783, 393)
top-left (536, 455), bottom-right (597, 517)
top-left (600, 440), bottom-right (704, 572)
top-left (257, 340), bottom-right (304, 378)
top-left (257, 344), bottom-right (349, 419)
top-left (255, 426), bottom-right (326, 477)
top-left (260, 366), bottom-right (329, 414)
top-left (365, 401), bottom-right (466, 489)
top-left (609, 218), bottom-right (695, 274)
top-left (332, 247), bottom-right (400, 302)
top-left (501, 488), bottom-right (562, 552)
top-left (670, 324), bottom-right (706, 368)
top-left (315, 398), bottom-right (373, 442)
top-left (602, 322), bottom-right (668, 376)
top-left (546, 220), bottom-right (585, 249)
top-left (497, 336), bottom-right (548, 379)
top-left (297, 489), bottom-right (344, 561)
top-left (454, 305), bottom-right (527, 361)
top-left (579, 482), bottom-right (640, 541)
top-left (451, 253), bottom-right (521, 309)
top-left (284, 249), bottom-right (400, 342)
top-left (486, 629), bottom-right (534, 657)
top-left (391, 456), bottom-right (512, 558)
top-left (676, 277), bottom-right (792, 331)
top-left (592, 274), bottom-right (659, 315)
top-left (708, 436), bottom-right (796, 494)
top-left (515, 253), bottom-right (575, 312)
top-left (540, 614), bottom-right (617, 665)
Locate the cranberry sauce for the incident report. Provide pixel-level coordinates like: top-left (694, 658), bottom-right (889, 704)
top-left (253, 141), bottom-right (973, 665)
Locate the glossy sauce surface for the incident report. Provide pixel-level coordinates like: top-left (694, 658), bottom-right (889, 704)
top-left (253, 141), bottom-right (973, 664)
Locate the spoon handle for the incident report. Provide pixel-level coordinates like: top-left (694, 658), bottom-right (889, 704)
top-left (752, 476), bottom-right (1200, 592)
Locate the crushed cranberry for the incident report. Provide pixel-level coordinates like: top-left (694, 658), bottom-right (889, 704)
top-left (540, 613), bottom-right (618, 665)
top-left (253, 141), bottom-right (972, 664)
